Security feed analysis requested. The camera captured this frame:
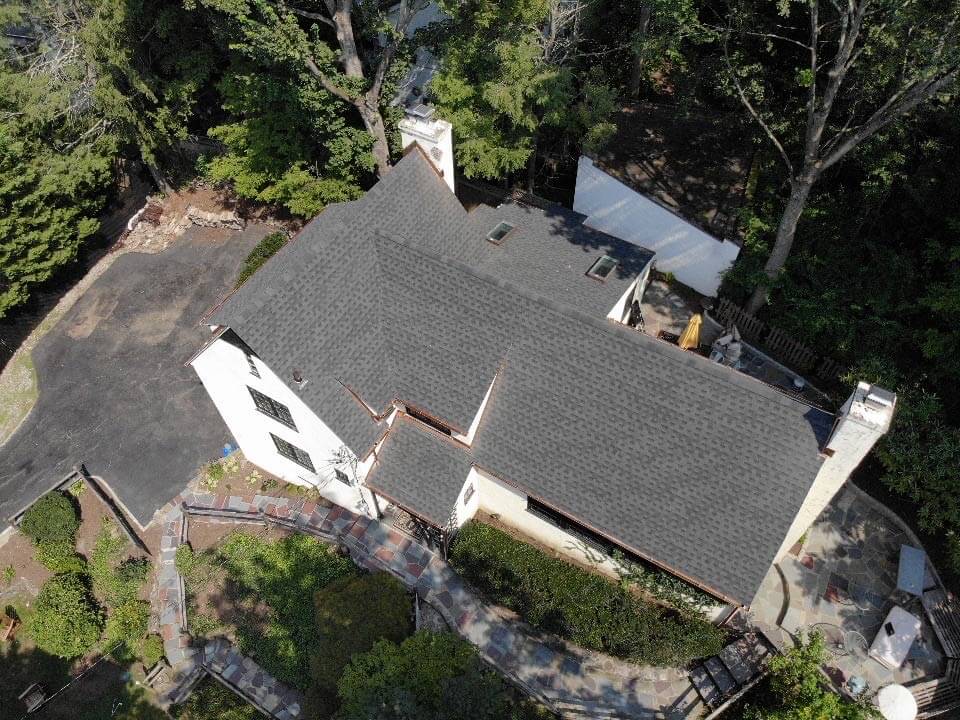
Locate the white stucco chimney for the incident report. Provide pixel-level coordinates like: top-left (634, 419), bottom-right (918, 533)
top-left (399, 107), bottom-right (454, 194)
top-left (770, 381), bottom-right (896, 568)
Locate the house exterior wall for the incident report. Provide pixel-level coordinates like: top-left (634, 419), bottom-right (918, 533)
top-left (469, 466), bottom-right (731, 620)
top-left (770, 382), bottom-right (896, 573)
top-left (191, 334), bottom-right (378, 517)
top-left (573, 156), bottom-right (740, 296)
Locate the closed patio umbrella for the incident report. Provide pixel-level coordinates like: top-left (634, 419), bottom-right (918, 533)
top-left (678, 313), bottom-right (702, 350)
top-left (876, 684), bottom-right (917, 720)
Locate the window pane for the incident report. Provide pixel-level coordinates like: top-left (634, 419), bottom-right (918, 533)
top-left (270, 433), bottom-right (314, 472)
top-left (249, 387), bottom-right (297, 430)
top-left (487, 222), bottom-right (514, 244)
top-left (587, 255), bottom-right (618, 279)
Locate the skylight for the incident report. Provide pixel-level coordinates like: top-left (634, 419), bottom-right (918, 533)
top-left (586, 255), bottom-right (618, 280)
top-left (486, 221), bottom-right (514, 245)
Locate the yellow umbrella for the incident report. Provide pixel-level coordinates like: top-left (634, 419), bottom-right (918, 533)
top-left (678, 313), bottom-right (702, 350)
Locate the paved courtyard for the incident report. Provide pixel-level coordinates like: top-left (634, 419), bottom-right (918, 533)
top-left (0, 226), bottom-right (267, 526)
top-left (751, 484), bottom-right (945, 694)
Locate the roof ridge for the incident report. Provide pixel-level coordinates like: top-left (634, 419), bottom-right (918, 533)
top-left (369, 227), bottom-right (834, 419)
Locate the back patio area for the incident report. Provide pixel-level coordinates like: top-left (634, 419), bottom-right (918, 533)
top-left (750, 483), bottom-right (947, 697)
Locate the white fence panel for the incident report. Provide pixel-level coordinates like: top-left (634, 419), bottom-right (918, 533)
top-left (573, 156), bottom-right (740, 296)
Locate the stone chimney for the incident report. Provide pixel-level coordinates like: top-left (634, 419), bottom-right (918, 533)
top-left (399, 105), bottom-right (454, 194)
top-left (771, 381), bottom-right (896, 565)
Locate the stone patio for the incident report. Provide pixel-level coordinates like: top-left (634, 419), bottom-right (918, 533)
top-left (750, 484), bottom-right (945, 696)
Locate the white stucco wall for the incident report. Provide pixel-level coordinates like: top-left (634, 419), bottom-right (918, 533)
top-left (400, 117), bottom-right (455, 193)
top-left (771, 383), bottom-right (896, 570)
top-left (573, 157), bottom-right (740, 297)
top-left (191, 334), bottom-right (377, 517)
top-left (469, 466), bottom-right (731, 619)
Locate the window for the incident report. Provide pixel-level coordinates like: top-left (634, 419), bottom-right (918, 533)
top-left (406, 405), bottom-right (452, 436)
top-left (463, 483), bottom-right (475, 505)
top-left (486, 221), bottom-right (514, 245)
top-left (586, 255), bottom-right (618, 280)
top-left (249, 387), bottom-right (297, 429)
top-left (334, 468), bottom-right (351, 485)
top-left (270, 433), bottom-right (315, 472)
top-left (246, 353), bottom-right (260, 378)
top-left (526, 497), bottom-right (612, 555)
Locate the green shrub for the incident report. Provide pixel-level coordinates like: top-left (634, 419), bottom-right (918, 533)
top-left (449, 522), bottom-right (725, 666)
top-left (35, 539), bottom-right (87, 574)
top-left (171, 676), bottom-right (263, 720)
top-left (105, 600), bottom-right (150, 663)
top-left (236, 232), bottom-right (288, 286)
top-left (742, 633), bottom-right (879, 720)
top-left (20, 491), bottom-right (80, 545)
top-left (89, 519), bottom-right (149, 606)
top-left (141, 633), bottom-right (165, 668)
top-left (175, 544), bottom-right (202, 580)
top-left (308, 573), bottom-right (412, 714)
top-left (217, 531), bottom-right (358, 688)
top-left (189, 611), bottom-right (221, 636)
top-left (28, 574), bottom-right (104, 658)
top-left (337, 631), bottom-right (513, 720)
top-left (205, 461), bottom-right (226, 484)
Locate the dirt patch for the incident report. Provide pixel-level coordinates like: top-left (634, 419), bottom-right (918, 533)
top-left (192, 451), bottom-right (332, 508)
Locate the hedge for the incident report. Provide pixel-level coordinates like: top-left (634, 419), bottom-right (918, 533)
top-left (448, 522), bottom-right (725, 666)
top-left (236, 231), bottom-right (288, 286)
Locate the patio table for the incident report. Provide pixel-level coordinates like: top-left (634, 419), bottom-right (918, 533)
top-left (897, 545), bottom-right (926, 598)
top-left (869, 606), bottom-right (921, 670)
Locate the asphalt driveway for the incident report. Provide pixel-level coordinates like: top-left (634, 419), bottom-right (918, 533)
top-left (0, 225), bottom-right (266, 526)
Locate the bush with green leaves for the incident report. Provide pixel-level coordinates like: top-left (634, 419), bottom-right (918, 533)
top-left (104, 600), bottom-right (150, 663)
top-left (742, 633), bottom-right (879, 719)
top-left (236, 232), bottom-right (288, 286)
top-left (308, 572), bottom-right (413, 715)
top-left (141, 633), bottom-right (165, 669)
top-left (449, 522), bottom-right (724, 666)
top-left (216, 531), bottom-right (358, 688)
top-left (337, 631), bottom-right (515, 720)
top-left (28, 573), bottom-right (104, 658)
top-left (171, 676), bottom-right (263, 720)
top-left (35, 539), bottom-right (88, 574)
top-left (89, 519), bottom-right (149, 606)
top-left (20, 491), bottom-right (80, 546)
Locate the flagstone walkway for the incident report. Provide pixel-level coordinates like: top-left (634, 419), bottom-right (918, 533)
top-left (151, 490), bottom-right (706, 719)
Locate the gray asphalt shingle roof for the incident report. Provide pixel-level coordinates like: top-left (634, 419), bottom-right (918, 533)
top-left (210, 149), bottom-right (834, 605)
top-left (365, 416), bottom-right (474, 526)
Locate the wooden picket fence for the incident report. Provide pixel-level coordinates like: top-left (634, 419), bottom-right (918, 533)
top-left (713, 298), bottom-right (846, 382)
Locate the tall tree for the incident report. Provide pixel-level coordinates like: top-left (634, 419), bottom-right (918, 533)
top-left (725, 0), bottom-right (960, 313)
top-left (0, 2), bottom-right (116, 316)
top-left (429, 0), bottom-right (615, 184)
top-left (194, 0), bottom-right (428, 178)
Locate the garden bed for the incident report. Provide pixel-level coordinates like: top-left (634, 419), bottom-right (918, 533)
top-left (0, 486), bottom-right (164, 718)
top-left (448, 521), bottom-right (726, 667)
top-left (176, 524), bottom-right (416, 717)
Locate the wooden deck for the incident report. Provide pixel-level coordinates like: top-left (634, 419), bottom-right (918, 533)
top-left (911, 660), bottom-right (960, 718)
top-left (923, 590), bottom-right (960, 658)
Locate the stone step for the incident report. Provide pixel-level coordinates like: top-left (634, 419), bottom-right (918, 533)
top-left (704, 656), bottom-right (737, 696)
top-left (689, 664), bottom-right (721, 707)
